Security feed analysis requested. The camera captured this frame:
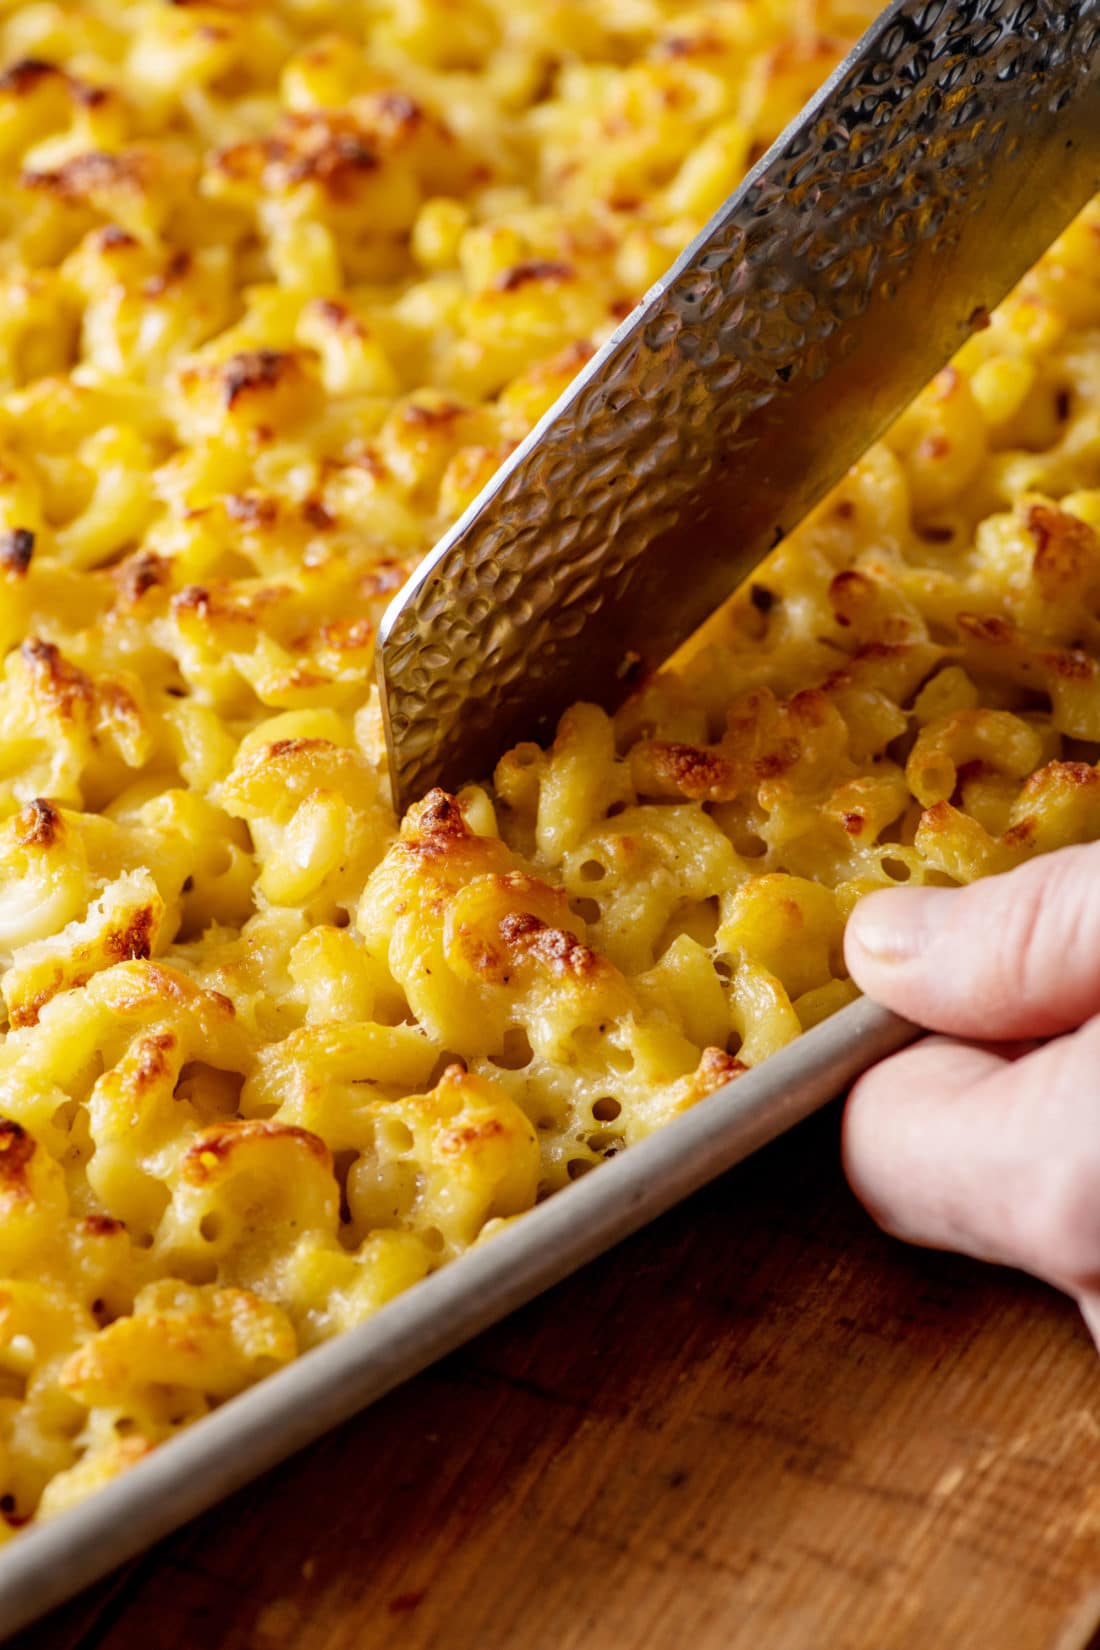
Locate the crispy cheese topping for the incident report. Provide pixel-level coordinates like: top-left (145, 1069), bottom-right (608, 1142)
top-left (0, 0), bottom-right (1097, 1534)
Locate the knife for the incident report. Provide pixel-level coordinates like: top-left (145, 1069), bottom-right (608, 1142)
top-left (378, 0), bottom-right (1100, 812)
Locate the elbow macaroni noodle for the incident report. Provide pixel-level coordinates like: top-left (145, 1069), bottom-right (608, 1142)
top-left (0, 0), bottom-right (1097, 1530)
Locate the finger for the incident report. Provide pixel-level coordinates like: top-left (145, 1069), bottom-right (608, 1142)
top-left (843, 1037), bottom-right (1013, 1259)
top-left (842, 1019), bottom-right (1100, 1299)
top-left (845, 842), bottom-right (1100, 1040)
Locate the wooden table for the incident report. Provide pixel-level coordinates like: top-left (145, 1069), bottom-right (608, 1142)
top-left (16, 1106), bottom-right (1100, 1650)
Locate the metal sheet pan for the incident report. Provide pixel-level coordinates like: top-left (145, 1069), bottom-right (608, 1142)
top-left (0, 998), bottom-right (916, 1637)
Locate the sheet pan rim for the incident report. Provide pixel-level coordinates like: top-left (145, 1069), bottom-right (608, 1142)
top-left (0, 996), bottom-right (915, 1638)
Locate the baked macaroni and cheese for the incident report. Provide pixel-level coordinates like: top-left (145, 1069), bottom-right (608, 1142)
top-left (0, 0), bottom-right (1098, 1532)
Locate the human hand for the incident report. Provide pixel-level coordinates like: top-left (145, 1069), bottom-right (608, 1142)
top-left (842, 843), bottom-right (1100, 1349)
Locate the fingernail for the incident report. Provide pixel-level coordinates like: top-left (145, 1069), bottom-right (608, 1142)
top-left (847, 886), bottom-right (956, 963)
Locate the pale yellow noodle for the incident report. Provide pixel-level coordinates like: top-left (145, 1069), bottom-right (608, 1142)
top-left (0, 0), bottom-right (1096, 1530)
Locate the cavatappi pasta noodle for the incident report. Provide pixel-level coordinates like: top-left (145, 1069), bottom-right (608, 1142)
top-left (0, 0), bottom-right (1098, 1532)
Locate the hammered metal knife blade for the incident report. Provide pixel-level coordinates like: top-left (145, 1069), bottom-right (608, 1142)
top-left (379, 0), bottom-right (1100, 811)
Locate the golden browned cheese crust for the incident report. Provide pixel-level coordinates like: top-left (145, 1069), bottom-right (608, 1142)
top-left (0, 0), bottom-right (1097, 1532)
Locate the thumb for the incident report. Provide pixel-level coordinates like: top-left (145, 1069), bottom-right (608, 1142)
top-left (844, 841), bottom-right (1100, 1040)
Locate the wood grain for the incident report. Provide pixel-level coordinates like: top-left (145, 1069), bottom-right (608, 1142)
top-left (14, 1108), bottom-right (1100, 1650)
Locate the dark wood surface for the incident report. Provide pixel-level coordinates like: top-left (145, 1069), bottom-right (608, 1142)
top-left (14, 1107), bottom-right (1100, 1650)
